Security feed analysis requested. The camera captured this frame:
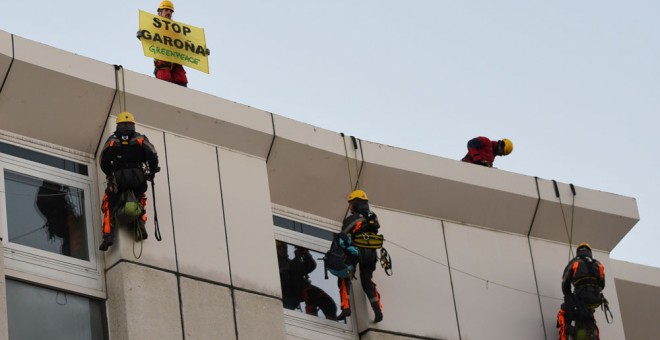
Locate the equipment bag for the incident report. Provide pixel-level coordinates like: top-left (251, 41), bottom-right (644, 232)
top-left (114, 190), bottom-right (143, 225)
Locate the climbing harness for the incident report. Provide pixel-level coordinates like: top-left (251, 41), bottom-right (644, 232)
top-left (352, 232), bottom-right (393, 276)
top-left (353, 232), bottom-right (384, 249)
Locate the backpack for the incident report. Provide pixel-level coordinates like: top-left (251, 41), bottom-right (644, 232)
top-left (113, 168), bottom-right (145, 191)
top-left (324, 233), bottom-right (357, 279)
top-left (572, 258), bottom-right (604, 310)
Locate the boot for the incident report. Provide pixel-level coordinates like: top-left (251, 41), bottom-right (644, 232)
top-left (337, 308), bottom-right (351, 321)
top-left (99, 234), bottom-right (114, 251)
top-left (135, 219), bottom-right (148, 241)
top-left (371, 301), bottom-right (383, 323)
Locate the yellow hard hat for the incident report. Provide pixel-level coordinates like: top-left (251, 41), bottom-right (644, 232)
top-left (501, 138), bottom-right (513, 155)
top-left (347, 189), bottom-right (368, 202)
top-left (116, 112), bottom-right (136, 124)
top-left (158, 0), bottom-right (174, 11)
top-left (577, 242), bottom-right (591, 251)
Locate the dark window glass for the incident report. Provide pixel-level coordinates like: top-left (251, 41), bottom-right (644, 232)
top-left (5, 170), bottom-right (89, 260)
top-left (0, 141), bottom-right (88, 175)
top-left (273, 216), bottom-right (333, 241)
top-left (6, 279), bottom-right (106, 340)
top-left (276, 240), bottom-right (341, 321)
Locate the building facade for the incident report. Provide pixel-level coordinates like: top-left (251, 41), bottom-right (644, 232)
top-left (0, 30), bottom-right (658, 340)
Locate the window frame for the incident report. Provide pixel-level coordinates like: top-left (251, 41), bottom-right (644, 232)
top-left (273, 205), bottom-right (357, 340)
top-left (0, 137), bottom-right (103, 294)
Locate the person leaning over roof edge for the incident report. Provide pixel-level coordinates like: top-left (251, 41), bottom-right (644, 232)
top-left (461, 136), bottom-right (513, 167)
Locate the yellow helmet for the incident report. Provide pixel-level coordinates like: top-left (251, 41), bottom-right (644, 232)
top-left (577, 242), bottom-right (591, 251)
top-left (501, 138), bottom-right (513, 155)
top-left (347, 189), bottom-right (368, 202)
top-left (116, 112), bottom-right (136, 124)
top-left (158, 0), bottom-right (174, 11)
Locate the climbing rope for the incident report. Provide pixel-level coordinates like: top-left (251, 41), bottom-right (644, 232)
top-left (115, 65), bottom-right (127, 113)
top-left (340, 133), bottom-right (354, 191)
top-left (553, 180), bottom-right (576, 261)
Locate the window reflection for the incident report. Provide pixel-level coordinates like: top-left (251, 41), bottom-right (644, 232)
top-left (5, 170), bottom-right (89, 260)
top-left (6, 279), bottom-right (105, 340)
top-left (276, 240), bottom-right (339, 320)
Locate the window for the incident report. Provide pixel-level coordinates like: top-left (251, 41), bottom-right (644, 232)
top-left (6, 170), bottom-right (89, 260)
top-left (0, 138), bottom-right (101, 292)
top-left (5, 279), bottom-right (106, 340)
top-left (273, 210), bottom-right (356, 339)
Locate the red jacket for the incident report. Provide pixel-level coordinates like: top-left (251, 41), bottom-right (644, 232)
top-left (462, 136), bottom-right (498, 167)
top-left (154, 60), bottom-right (188, 87)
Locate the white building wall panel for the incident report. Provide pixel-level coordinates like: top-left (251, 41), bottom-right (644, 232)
top-left (136, 126), bottom-right (177, 271)
top-left (528, 239), bottom-right (574, 340)
top-left (355, 208), bottom-right (460, 339)
top-left (217, 148), bottom-right (280, 296)
top-left (444, 222), bottom-right (545, 340)
top-left (165, 134), bottom-right (230, 284)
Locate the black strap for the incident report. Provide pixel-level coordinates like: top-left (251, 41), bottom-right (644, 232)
top-left (150, 179), bottom-right (162, 241)
top-left (602, 296), bottom-right (614, 324)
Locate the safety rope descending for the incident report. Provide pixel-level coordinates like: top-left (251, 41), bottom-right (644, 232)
top-left (150, 176), bottom-right (162, 241)
top-left (115, 65), bottom-right (128, 114)
top-left (553, 180), bottom-right (577, 261)
top-left (340, 133), bottom-right (354, 192)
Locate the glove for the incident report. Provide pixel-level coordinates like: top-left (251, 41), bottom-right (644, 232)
top-left (152, 166), bottom-right (161, 174)
top-left (205, 48), bottom-right (211, 56)
top-left (136, 30), bottom-right (144, 40)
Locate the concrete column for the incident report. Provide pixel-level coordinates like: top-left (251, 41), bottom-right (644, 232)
top-left (106, 262), bottom-right (182, 340)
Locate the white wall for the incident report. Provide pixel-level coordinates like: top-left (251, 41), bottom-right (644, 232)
top-left (165, 133), bottom-right (231, 284)
top-left (444, 221), bottom-right (546, 339)
top-left (217, 148), bottom-right (280, 296)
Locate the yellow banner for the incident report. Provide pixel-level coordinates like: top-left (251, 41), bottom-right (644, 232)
top-left (138, 10), bottom-right (209, 74)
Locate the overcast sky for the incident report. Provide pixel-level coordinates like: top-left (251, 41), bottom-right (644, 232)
top-left (2, 1), bottom-right (658, 267)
